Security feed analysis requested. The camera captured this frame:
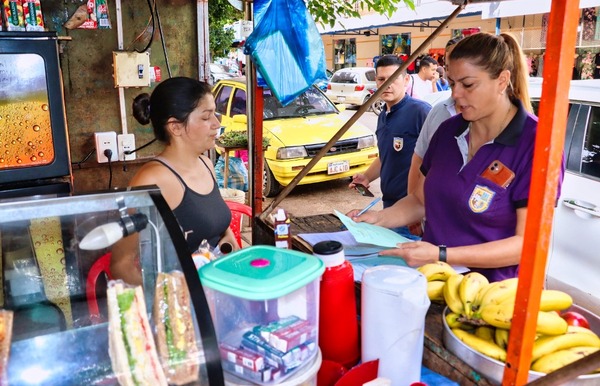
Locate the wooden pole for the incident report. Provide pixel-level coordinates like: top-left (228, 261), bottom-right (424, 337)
top-left (502, 0), bottom-right (580, 384)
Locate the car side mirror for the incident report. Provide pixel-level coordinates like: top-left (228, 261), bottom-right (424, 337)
top-left (336, 104), bottom-right (347, 112)
top-left (232, 114), bottom-right (247, 124)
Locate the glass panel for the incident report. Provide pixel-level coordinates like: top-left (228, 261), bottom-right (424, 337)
top-left (581, 106), bottom-right (600, 179)
top-left (0, 188), bottom-right (212, 384)
top-left (0, 53), bottom-right (54, 169)
top-left (231, 88), bottom-right (247, 115)
top-left (215, 85), bottom-right (232, 115)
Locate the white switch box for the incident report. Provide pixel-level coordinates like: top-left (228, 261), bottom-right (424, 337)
top-left (113, 51), bottom-right (151, 88)
top-left (95, 132), bottom-right (118, 163)
top-left (118, 133), bottom-right (136, 161)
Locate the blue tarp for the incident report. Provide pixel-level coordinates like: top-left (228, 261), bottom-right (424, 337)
top-left (244, 0), bottom-right (328, 105)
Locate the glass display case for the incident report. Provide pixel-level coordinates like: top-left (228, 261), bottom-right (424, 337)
top-left (0, 187), bottom-right (223, 385)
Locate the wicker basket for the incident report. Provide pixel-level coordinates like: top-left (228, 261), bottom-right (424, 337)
top-left (219, 188), bottom-right (246, 204)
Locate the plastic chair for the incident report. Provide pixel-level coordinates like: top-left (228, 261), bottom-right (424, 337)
top-left (86, 252), bottom-right (113, 323)
top-left (225, 201), bottom-right (252, 247)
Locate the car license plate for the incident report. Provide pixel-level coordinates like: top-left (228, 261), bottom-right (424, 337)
top-left (337, 96), bottom-right (346, 103)
top-left (327, 160), bottom-right (350, 175)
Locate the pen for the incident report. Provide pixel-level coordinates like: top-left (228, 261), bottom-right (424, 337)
top-left (356, 197), bottom-right (382, 217)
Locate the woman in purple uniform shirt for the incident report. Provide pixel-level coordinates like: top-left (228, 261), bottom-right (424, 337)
top-left (350, 32), bottom-right (562, 283)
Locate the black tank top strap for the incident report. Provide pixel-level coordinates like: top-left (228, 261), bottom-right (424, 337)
top-left (152, 157), bottom-right (188, 190)
top-left (198, 156), bottom-right (217, 184)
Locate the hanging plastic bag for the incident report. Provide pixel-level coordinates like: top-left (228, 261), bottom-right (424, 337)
top-left (243, 0), bottom-right (328, 106)
top-left (214, 156), bottom-right (248, 192)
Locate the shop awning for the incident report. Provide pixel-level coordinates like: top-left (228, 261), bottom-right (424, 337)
top-left (318, 0), bottom-right (485, 34)
top-left (481, 0), bottom-right (600, 19)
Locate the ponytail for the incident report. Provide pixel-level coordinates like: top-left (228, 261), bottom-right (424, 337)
top-left (500, 33), bottom-right (532, 113)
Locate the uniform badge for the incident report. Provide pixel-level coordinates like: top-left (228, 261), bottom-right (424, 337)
top-left (468, 185), bottom-right (495, 213)
top-left (393, 137), bottom-right (403, 152)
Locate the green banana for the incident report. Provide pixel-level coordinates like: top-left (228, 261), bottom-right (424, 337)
top-left (531, 331), bottom-right (600, 363)
top-left (427, 280), bottom-right (446, 303)
top-left (532, 346), bottom-right (600, 374)
top-left (478, 277), bottom-right (519, 310)
top-left (417, 261), bottom-right (457, 282)
top-left (494, 328), bottom-right (510, 350)
top-left (480, 304), bottom-right (568, 336)
top-left (539, 290), bottom-right (573, 312)
top-left (459, 272), bottom-right (489, 318)
top-left (475, 326), bottom-right (496, 343)
top-left (452, 328), bottom-right (507, 362)
top-left (443, 274), bottom-right (465, 316)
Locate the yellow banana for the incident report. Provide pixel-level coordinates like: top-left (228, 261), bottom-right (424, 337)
top-left (445, 312), bottom-right (471, 330)
top-left (417, 261), bottom-right (457, 282)
top-left (531, 331), bottom-right (600, 363)
top-left (478, 278), bottom-right (519, 310)
top-left (532, 346), bottom-right (600, 374)
top-left (475, 326), bottom-right (496, 344)
top-left (443, 274), bottom-right (465, 316)
top-left (480, 304), bottom-right (568, 336)
top-left (539, 290), bottom-right (573, 312)
top-left (427, 280), bottom-right (446, 303)
top-left (459, 272), bottom-right (489, 319)
top-left (473, 281), bottom-right (497, 310)
top-left (452, 328), bottom-right (507, 362)
top-left (566, 325), bottom-right (599, 338)
top-left (494, 328), bottom-right (510, 350)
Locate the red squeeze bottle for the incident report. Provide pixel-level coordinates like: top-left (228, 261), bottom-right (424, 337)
top-left (313, 240), bottom-right (359, 369)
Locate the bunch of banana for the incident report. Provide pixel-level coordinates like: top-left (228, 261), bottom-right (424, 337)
top-left (417, 262), bottom-right (457, 303)
top-left (480, 302), bottom-right (569, 336)
top-left (531, 325), bottom-right (600, 363)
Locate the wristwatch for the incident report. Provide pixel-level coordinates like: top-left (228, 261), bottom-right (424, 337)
top-left (439, 245), bottom-right (447, 263)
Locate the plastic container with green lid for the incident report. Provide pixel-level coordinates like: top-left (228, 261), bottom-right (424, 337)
top-left (199, 245), bottom-right (324, 384)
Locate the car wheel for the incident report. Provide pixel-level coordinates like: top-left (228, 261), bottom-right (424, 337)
top-left (263, 163), bottom-right (281, 197)
top-left (371, 98), bottom-right (385, 116)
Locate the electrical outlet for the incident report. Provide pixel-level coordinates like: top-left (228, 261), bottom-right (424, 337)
top-left (118, 133), bottom-right (136, 161)
top-left (95, 132), bottom-right (118, 163)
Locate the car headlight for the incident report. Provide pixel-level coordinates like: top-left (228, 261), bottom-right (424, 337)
top-left (276, 146), bottom-right (308, 159)
top-left (357, 135), bottom-right (376, 149)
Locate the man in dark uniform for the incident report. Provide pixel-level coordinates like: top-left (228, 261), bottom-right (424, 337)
top-left (349, 55), bottom-right (431, 240)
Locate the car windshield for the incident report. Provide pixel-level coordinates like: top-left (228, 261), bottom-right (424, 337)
top-left (263, 87), bottom-right (338, 119)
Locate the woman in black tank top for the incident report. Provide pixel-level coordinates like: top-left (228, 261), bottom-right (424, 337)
top-left (111, 77), bottom-right (238, 285)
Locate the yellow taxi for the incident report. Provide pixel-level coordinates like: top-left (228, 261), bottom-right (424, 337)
top-left (213, 78), bottom-right (378, 196)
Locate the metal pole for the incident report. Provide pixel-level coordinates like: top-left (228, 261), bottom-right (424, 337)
top-left (197, 0), bottom-right (210, 83)
top-left (259, 2), bottom-right (467, 221)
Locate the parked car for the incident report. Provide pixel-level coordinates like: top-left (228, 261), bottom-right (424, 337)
top-left (209, 63), bottom-right (235, 85)
top-left (425, 79), bottom-right (600, 313)
top-left (528, 79), bottom-right (600, 313)
top-left (212, 78), bottom-right (379, 197)
top-left (326, 67), bottom-right (377, 107)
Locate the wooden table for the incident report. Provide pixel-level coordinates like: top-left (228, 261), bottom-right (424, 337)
top-left (254, 213), bottom-right (494, 386)
top-left (216, 142), bottom-right (247, 189)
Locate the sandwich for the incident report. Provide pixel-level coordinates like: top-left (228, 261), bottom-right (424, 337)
top-left (107, 281), bottom-right (167, 386)
top-left (153, 271), bottom-right (200, 385)
top-left (0, 310), bottom-right (13, 385)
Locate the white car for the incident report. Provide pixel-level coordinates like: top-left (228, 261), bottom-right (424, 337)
top-left (529, 79), bottom-right (600, 314)
top-left (326, 67), bottom-right (376, 106)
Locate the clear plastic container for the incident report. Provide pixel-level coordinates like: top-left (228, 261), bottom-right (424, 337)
top-left (199, 245), bottom-right (324, 384)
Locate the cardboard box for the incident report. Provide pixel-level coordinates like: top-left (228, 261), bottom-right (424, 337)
top-left (23, 0), bottom-right (44, 31)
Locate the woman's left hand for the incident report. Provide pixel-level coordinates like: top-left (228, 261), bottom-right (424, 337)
top-left (379, 240), bottom-right (439, 267)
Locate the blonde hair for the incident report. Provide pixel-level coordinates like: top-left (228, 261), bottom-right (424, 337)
top-left (449, 32), bottom-right (532, 113)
